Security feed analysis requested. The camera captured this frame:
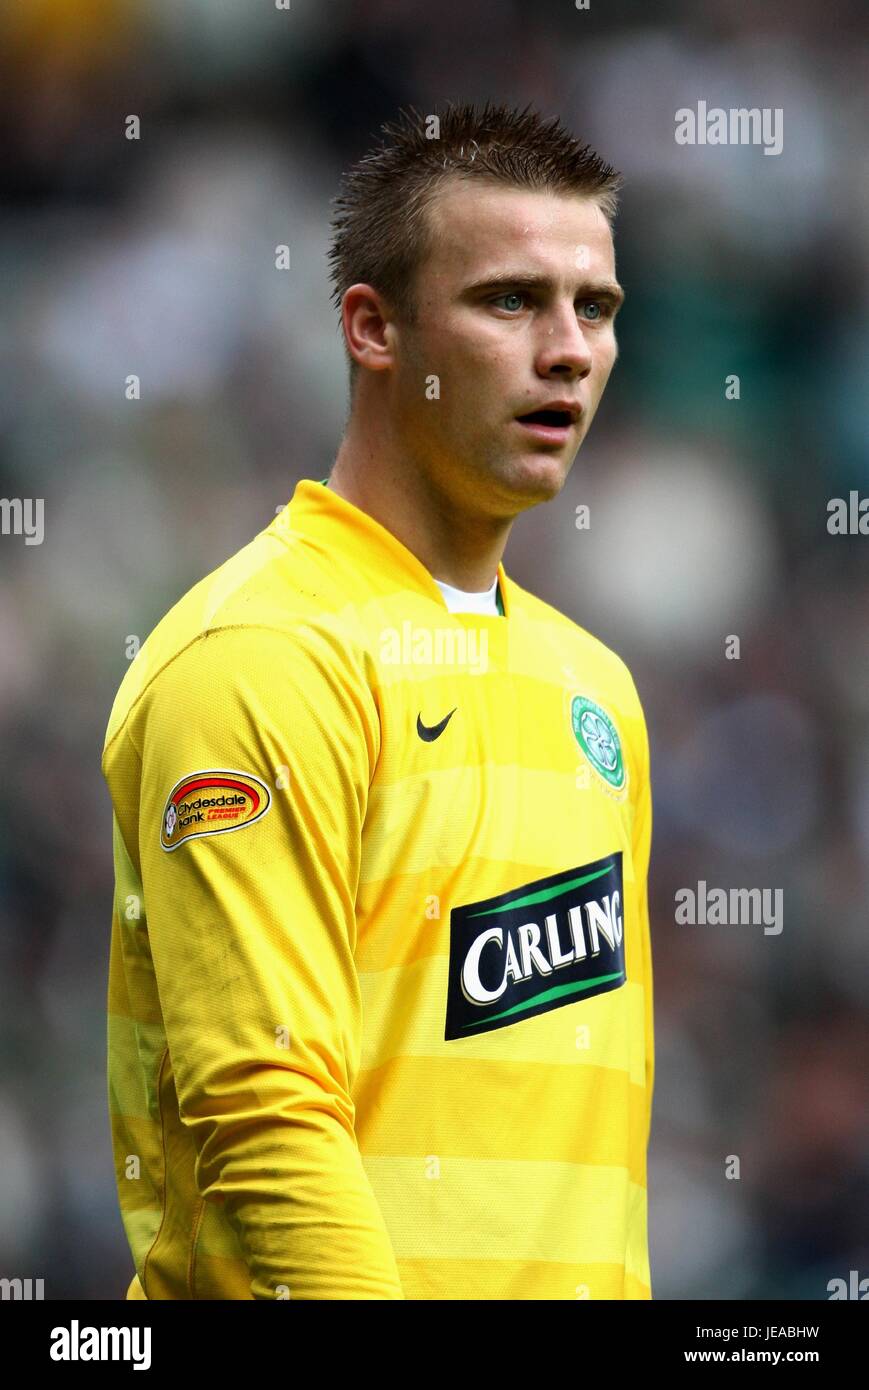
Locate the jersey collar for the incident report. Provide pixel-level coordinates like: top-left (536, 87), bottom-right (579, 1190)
top-left (279, 478), bottom-right (511, 618)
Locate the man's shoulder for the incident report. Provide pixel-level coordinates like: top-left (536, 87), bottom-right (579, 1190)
top-left (508, 574), bottom-right (649, 795)
top-left (508, 575), bottom-right (644, 714)
top-left (102, 519), bottom-right (363, 760)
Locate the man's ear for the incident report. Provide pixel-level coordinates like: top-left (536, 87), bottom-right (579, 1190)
top-left (341, 283), bottom-right (395, 374)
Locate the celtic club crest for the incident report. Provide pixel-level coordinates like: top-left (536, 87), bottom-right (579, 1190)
top-left (571, 695), bottom-right (626, 790)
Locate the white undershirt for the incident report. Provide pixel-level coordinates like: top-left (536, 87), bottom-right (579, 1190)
top-left (434, 575), bottom-right (500, 616)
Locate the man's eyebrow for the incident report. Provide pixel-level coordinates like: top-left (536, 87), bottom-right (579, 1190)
top-left (462, 271), bottom-right (625, 306)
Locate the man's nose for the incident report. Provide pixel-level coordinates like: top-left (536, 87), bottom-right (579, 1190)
top-left (536, 307), bottom-right (593, 378)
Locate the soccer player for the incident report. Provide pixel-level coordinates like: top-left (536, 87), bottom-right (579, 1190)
top-left (102, 101), bottom-right (654, 1300)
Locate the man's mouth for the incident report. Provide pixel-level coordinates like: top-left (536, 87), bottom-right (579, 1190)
top-left (514, 408), bottom-right (578, 441)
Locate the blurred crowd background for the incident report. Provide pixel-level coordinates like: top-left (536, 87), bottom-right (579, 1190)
top-left (1, 0), bottom-right (867, 1300)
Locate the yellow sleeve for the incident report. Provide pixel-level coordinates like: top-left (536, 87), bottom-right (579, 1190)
top-left (629, 692), bottom-right (654, 1147)
top-left (135, 621), bottom-right (404, 1300)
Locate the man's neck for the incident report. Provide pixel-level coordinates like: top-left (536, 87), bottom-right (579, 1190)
top-left (329, 412), bottom-right (512, 592)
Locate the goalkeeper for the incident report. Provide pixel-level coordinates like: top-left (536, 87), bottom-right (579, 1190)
top-left (103, 101), bottom-right (654, 1300)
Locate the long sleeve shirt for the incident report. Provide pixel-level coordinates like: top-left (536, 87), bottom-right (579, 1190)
top-left (102, 477), bottom-right (654, 1300)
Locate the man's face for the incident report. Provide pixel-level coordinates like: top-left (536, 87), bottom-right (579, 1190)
top-left (388, 179), bottom-right (623, 517)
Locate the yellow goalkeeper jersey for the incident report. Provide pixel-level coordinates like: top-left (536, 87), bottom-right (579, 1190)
top-left (102, 476), bottom-right (654, 1301)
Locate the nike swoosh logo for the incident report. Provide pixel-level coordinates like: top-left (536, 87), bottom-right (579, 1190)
top-left (417, 708), bottom-right (457, 742)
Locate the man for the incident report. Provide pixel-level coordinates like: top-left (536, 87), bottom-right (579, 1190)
top-left (102, 101), bottom-right (654, 1301)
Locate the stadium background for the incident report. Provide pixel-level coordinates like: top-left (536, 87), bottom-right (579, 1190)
top-left (1, 0), bottom-right (867, 1299)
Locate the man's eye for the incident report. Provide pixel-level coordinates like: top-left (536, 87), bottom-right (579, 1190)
top-left (492, 292), bottom-right (526, 312)
top-left (578, 298), bottom-right (614, 319)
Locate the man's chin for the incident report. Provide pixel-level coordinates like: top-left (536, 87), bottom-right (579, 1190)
top-left (502, 450), bottom-right (573, 503)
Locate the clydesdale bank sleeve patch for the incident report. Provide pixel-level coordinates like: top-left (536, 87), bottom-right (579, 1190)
top-left (160, 769), bottom-right (272, 852)
top-left (445, 852), bottom-right (625, 1041)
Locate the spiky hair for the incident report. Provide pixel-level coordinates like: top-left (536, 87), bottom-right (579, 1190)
top-left (327, 101), bottom-right (622, 388)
